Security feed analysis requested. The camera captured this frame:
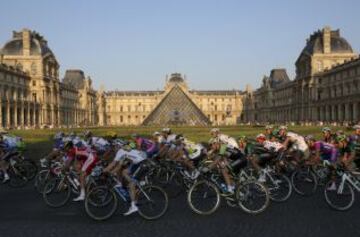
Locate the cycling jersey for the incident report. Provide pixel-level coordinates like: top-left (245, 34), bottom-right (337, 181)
top-left (66, 146), bottom-right (98, 174)
top-left (183, 139), bottom-right (203, 160)
top-left (313, 141), bottom-right (338, 162)
top-left (263, 140), bottom-right (284, 152)
top-left (216, 134), bottom-right (239, 149)
top-left (286, 132), bottom-right (308, 152)
top-left (159, 134), bottom-right (177, 145)
top-left (135, 137), bottom-right (158, 157)
top-left (114, 149), bottom-right (147, 164)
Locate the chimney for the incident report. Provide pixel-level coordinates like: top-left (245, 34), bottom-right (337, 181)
top-left (323, 26), bottom-right (331, 54)
top-left (22, 29), bottom-right (31, 56)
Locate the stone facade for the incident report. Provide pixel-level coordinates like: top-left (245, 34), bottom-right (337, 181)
top-left (243, 26), bottom-right (360, 125)
top-left (1, 26), bottom-right (359, 128)
top-left (0, 29), bottom-right (97, 129)
top-left (103, 73), bottom-right (243, 126)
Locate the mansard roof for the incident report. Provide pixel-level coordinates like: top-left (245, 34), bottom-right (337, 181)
top-left (1, 29), bottom-right (55, 57)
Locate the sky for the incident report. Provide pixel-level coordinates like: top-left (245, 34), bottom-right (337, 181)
top-left (0, 0), bottom-right (359, 91)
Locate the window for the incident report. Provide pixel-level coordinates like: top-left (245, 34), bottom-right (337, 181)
top-left (120, 116), bottom-right (123, 122)
top-left (32, 80), bottom-right (36, 86)
top-left (120, 106), bottom-right (123, 112)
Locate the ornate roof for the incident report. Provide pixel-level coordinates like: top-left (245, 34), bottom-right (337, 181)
top-left (62, 70), bottom-right (86, 89)
top-left (300, 28), bottom-right (353, 56)
top-left (1, 29), bottom-right (55, 57)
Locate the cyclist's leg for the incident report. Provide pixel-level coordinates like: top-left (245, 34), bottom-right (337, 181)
top-left (122, 166), bottom-right (139, 215)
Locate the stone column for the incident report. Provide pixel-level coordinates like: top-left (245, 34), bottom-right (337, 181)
top-left (33, 105), bottom-right (37, 127)
top-left (354, 103), bottom-right (359, 122)
top-left (338, 104), bottom-right (343, 122)
top-left (13, 104), bottom-right (18, 128)
top-left (344, 104), bottom-right (348, 121)
top-left (331, 105), bottom-right (336, 121)
top-left (20, 103), bottom-right (24, 127)
top-left (27, 104), bottom-right (30, 126)
top-left (325, 106), bottom-right (330, 121)
top-left (0, 101), bottom-right (2, 128)
top-left (6, 102), bottom-right (10, 128)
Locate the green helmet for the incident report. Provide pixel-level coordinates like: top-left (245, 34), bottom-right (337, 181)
top-left (237, 135), bottom-right (247, 142)
top-left (129, 142), bottom-right (136, 149)
top-left (336, 135), bottom-right (347, 142)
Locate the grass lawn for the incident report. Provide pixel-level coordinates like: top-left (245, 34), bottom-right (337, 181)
top-left (10, 125), bottom-right (352, 161)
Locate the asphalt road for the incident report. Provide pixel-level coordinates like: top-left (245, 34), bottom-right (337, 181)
top-left (0, 182), bottom-right (359, 237)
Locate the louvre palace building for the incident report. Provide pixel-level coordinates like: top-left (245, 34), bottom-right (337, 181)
top-left (0, 26), bottom-right (359, 129)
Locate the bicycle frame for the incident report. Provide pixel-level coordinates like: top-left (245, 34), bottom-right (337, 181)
top-left (338, 172), bottom-right (360, 193)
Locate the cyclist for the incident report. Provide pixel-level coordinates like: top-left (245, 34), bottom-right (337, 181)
top-left (173, 135), bottom-right (200, 179)
top-left (335, 134), bottom-right (354, 170)
top-left (349, 125), bottom-right (360, 169)
top-left (104, 142), bottom-right (147, 215)
top-left (158, 128), bottom-right (177, 159)
top-left (132, 134), bottom-right (158, 158)
top-left (249, 133), bottom-right (284, 182)
top-left (204, 138), bottom-right (235, 194)
top-left (40, 132), bottom-right (66, 167)
top-left (210, 128), bottom-right (239, 149)
top-left (305, 135), bottom-right (338, 164)
top-left (0, 133), bottom-right (25, 183)
top-left (322, 127), bottom-right (334, 143)
top-left (264, 125), bottom-right (275, 140)
top-left (278, 126), bottom-right (310, 162)
top-left (63, 141), bottom-right (99, 201)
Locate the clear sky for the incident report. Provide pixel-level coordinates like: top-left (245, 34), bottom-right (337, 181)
top-left (0, 0), bottom-right (359, 91)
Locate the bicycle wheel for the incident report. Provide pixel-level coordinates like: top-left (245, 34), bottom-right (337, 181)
top-left (138, 185), bottom-right (168, 220)
top-left (21, 160), bottom-right (38, 180)
top-left (85, 186), bottom-right (118, 221)
top-left (237, 181), bottom-right (270, 214)
top-left (267, 173), bottom-right (292, 202)
top-left (43, 177), bottom-right (71, 207)
top-left (187, 180), bottom-right (220, 215)
top-left (324, 179), bottom-right (354, 211)
top-left (155, 167), bottom-right (169, 185)
top-left (35, 170), bottom-right (52, 194)
top-left (8, 165), bottom-right (28, 188)
top-left (291, 168), bottom-right (318, 196)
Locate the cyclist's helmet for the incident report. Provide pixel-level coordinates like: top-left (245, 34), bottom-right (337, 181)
top-left (304, 135), bottom-right (315, 142)
top-left (238, 135), bottom-right (247, 142)
top-left (353, 125), bottom-right (360, 130)
top-left (131, 133), bottom-right (140, 138)
top-left (84, 130), bottom-right (92, 138)
top-left (336, 134), bottom-right (347, 143)
top-left (210, 128), bottom-right (220, 134)
top-left (256, 133), bottom-right (266, 142)
top-left (129, 142), bottom-right (136, 149)
top-left (322, 127), bottom-right (332, 133)
top-left (279, 125), bottom-right (288, 130)
top-left (265, 125), bottom-right (274, 130)
top-left (162, 128), bottom-right (171, 134)
top-left (153, 131), bottom-right (161, 137)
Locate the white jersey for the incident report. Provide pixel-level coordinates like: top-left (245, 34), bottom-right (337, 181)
top-left (286, 132), bottom-right (308, 152)
top-left (114, 149), bottom-right (147, 164)
top-left (217, 134), bottom-right (239, 149)
top-left (263, 141), bottom-right (284, 152)
top-left (159, 134), bottom-right (177, 144)
top-left (89, 137), bottom-right (109, 150)
top-left (183, 139), bottom-right (203, 159)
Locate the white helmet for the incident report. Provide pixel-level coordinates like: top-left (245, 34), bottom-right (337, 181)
top-left (210, 128), bottom-right (220, 134)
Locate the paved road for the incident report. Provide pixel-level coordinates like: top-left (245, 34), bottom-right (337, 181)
top-left (0, 182), bottom-right (359, 237)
